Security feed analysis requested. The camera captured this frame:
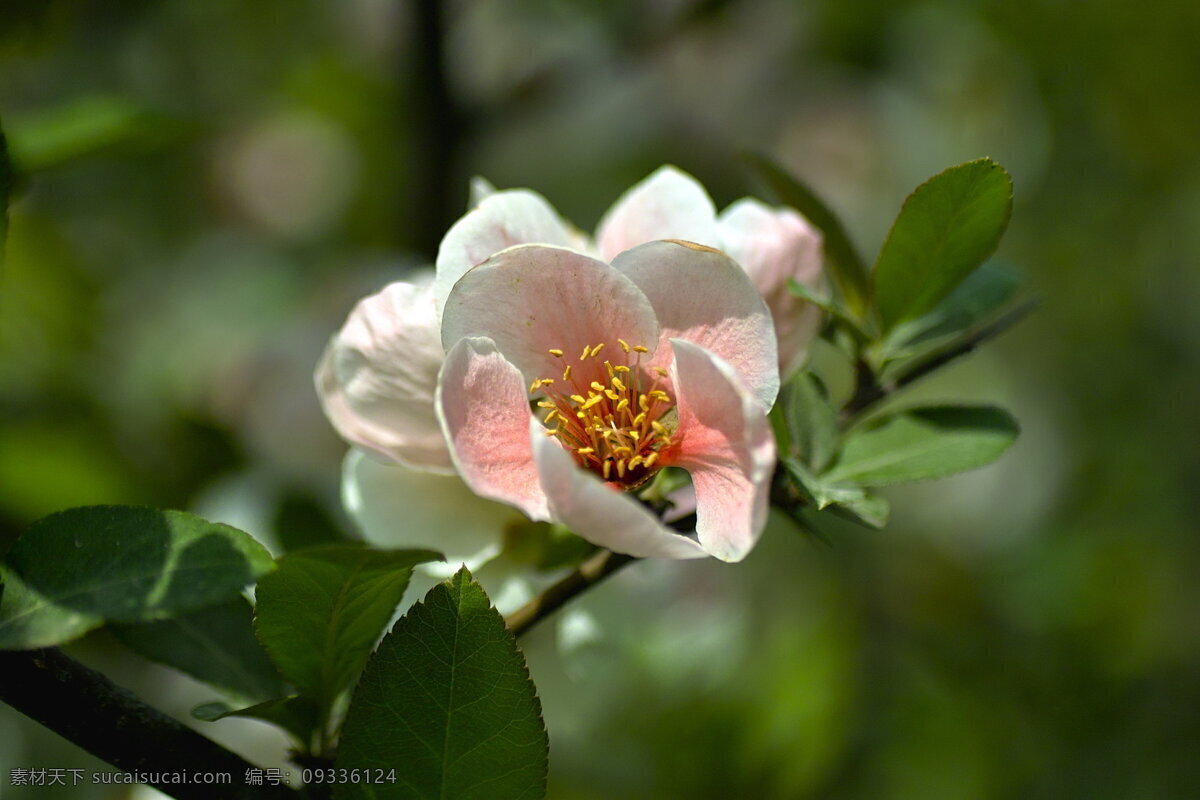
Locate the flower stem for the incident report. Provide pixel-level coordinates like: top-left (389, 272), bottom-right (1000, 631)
top-left (505, 550), bottom-right (638, 637)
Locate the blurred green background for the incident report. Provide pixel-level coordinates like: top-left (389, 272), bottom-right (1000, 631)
top-left (2, 1), bottom-right (1198, 798)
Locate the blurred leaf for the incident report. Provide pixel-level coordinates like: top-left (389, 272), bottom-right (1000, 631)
top-left (781, 372), bottom-right (840, 472)
top-left (0, 119), bottom-right (11, 252)
top-left (335, 568), bottom-right (548, 800)
top-left (273, 489), bottom-right (351, 552)
top-left (193, 696), bottom-right (321, 747)
top-left (254, 544), bottom-right (441, 710)
top-left (825, 406), bottom-right (1019, 486)
top-left (746, 152), bottom-right (870, 317)
top-left (783, 458), bottom-right (889, 529)
top-left (0, 506), bottom-right (275, 650)
top-left (111, 597), bottom-right (283, 702)
top-left (788, 278), bottom-right (872, 342)
top-left (873, 159), bottom-right (1013, 331)
top-left (879, 262), bottom-right (1023, 366)
top-left (503, 521), bottom-right (596, 572)
top-left (5, 96), bottom-right (168, 173)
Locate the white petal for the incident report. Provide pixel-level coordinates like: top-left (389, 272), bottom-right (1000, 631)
top-left (434, 189), bottom-right (575, 312)
top-left (342, 448), bottom-right (521, 577)
top-left (594, 166), bottom-right (719, 261)
top-left (315, 280), bottom-right (452, 472)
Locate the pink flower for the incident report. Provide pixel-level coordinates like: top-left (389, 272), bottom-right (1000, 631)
top-left (316, 166), bottom-right (817, 564)
top-left (435, 240), bottom-right (776, 562)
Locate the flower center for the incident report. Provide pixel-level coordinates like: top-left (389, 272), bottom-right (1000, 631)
top-left (530, 338), bottom-right (676, 489)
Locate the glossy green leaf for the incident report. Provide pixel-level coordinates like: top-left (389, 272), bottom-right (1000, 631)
top-left (746, 152), bottom-right (870, 317)
top-left (873, 159), bottom-right (1013, 331)
top-left (781, 372), bottom-right (840, 472)
top-left (879, 262), bottom-right (1023, 366)
top-left (193, 696), bottom-right (320, 746)
top-left (335, 568), bottom-right (548, 800)
top-left (253, 544), bottom-right (441, 710)
top-left (0, 506), bottom-right (275, 650)
top-left (111, 597), bottom-right (283, 702)
top-left (824, 406), bottom-right (1019, 486)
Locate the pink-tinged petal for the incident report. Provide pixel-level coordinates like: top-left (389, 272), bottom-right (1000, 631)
top-left (670, 339), bottom-right (775, 562)
top-left (434, 189), bottom-right (575, 312)
top-left (436, 337), bottom-right (550, 521)
top-left (532, 422), bottom-right (708, 559)
top-left (315, 280), bottom-right (453, 472)
top-left (342, 448), bottom-right (521, 577)
top-left (441, 244), bottom-right (659, 386)
top-left (718, 198), bottom-right (825, 374)
top-left (612, 240), bottom-right (780, 409)
top-left (594, 166), bottom-right (719, 261)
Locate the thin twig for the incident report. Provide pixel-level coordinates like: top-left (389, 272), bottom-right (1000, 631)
top-left (505, 550), bottom-right (638, 638)
top-left (0, 647), bottom-right (299, 800)
top-left (841, 297), bottom-right (1039, 424)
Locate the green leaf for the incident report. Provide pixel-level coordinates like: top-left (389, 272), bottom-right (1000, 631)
top-left (781, 372), bottom-right (840, 472)
top-left (824, 405), bottom-right (1019, 486)
top-left (745, 152), bottom-right (870, 317)
top-left (193, 696), bottom-right (321, 747)
top-left (788, 278), bottom-right (872, 342)
top-left (335, 568), bottom-right (548, 800)
top-left (879, 262), bottom-right (1023, 366)
top-left (872, 159), bottom-right (1013, 331)
top-left (4, 96), bottom-right (161, 173)
top-left (253, 544), bottom-right (441, 710)
top-left (782, 458), bottom-right (889, 529)
top-left (0, 506), bottom-right (275, 650)
top-left (111, 597), bottom-right (283, 702)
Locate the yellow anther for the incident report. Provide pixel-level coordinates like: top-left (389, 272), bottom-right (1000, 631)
top-left (639, 395), bottom-right (650, 412)
top-left (613, 446), bottom-right (633, 456)
top-left (590, 343), bottom-right (605, 357)
top-left (633, 345), bottom-right (649, 353)
top-left (590, 381), bottom-right (606, 392)
top-left (612, 377), bottom-right (626, 392)
top-left (544, 410), bottom-right (559, 424)
top-left (562, 365), bottom-right (572, 381)
top-left (603, 460), bottom-right (613, 480)
top-left (576, 447), bottom-right (595, 455)
top-left (579, 345), bottom-right (591, 360)
top-left (529, 380), bottom-right (540, 393)
top-left (616, 459), bottom-right (627, 478)
top-left (537, 400), bottom-right (556, 409)
top-left (545, 428), bottom-right (560, 437)
top-left (633, 412), bottom-right (646, 426)
top-left (616, 398), bottom-right (630, 413)
top-left (548, 348), bottom-right (564, 357)
top-left (654, 367), bottom-right (669, 377)
top-left (604, 360), bottom-right (614, 376)
top-left (629, 430), bottom-right (640, 442)
top-left (581, 395), bottom-right (603, 411)
top-left (614, 365), bottom-right (630, 374)
top-left (540, 378), bottom-right (555, 386)
top-left (605, 390), bottom-right (620, 401)
top-left (651, 390), bottom-right (671, 402)
top-left (600, 429), bottom-right (615, 439)
top-left (570, 394), bottom-right (586, 404)
top-left (644, 452), bottom-right (659, 468)
top-left (651, 420), bottom-right (667, 434)
top-left (618, 338), bottom-right (631, 353)
top-left (628, 455), bottom-right (644, 469)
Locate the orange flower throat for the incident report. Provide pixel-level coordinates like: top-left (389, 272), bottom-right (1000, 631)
top-left (530, 338), bottom-right (676, 489)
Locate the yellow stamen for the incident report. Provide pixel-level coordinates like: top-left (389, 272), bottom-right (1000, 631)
top-left (633, 345), bottom-right (649, 353)
top-left (612, 377), bottom-right (626, 392)
top-left (590, 343), bottom-right (605, 357)
top-left (590, 381), bottom-right (605, 392)
top-left (644, 452), bottom-right (659, 468)
top-left (605, 390), bottom-right (620, 401)
top-left (548, 348), bottom-right (564, 357)
top-left (579, 344), bottom-right (591, 360)
top-left (562, 365), bottom-right (572, 381)
top-left (618, 338), bottom-right (631, 353)
top-left (616, 398), bottom-right (630, 414)
top-left (613, 446), bottom-right (633, 456)
top-left (603, 460), bottom-right (612, 479)
top-left (581, 395), bottom-right (603, 411)
top-left (616, 459), bottom-right (627, 478)
top-left (570, 394), bottom-right (586, 404)
top-left (614, 365), bottom-right (630, 374)
top-left (628, 455), bottom-right (644, 469)
top-left (576, 447), bottom-right (595, 455)
top-left (654, 367), bottom-right (669, 377)
top-left (633, 412), bottom-right (646, 426)
top-left (537, 401), bottom-right (556, 409)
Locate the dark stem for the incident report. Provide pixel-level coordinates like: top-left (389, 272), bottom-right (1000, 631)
top-left (0, 648), bottom-right (299, 800)
top-left (409, 0), bottom-right (467, 256)
top-left (505, 550), bottom-right (638, 638)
